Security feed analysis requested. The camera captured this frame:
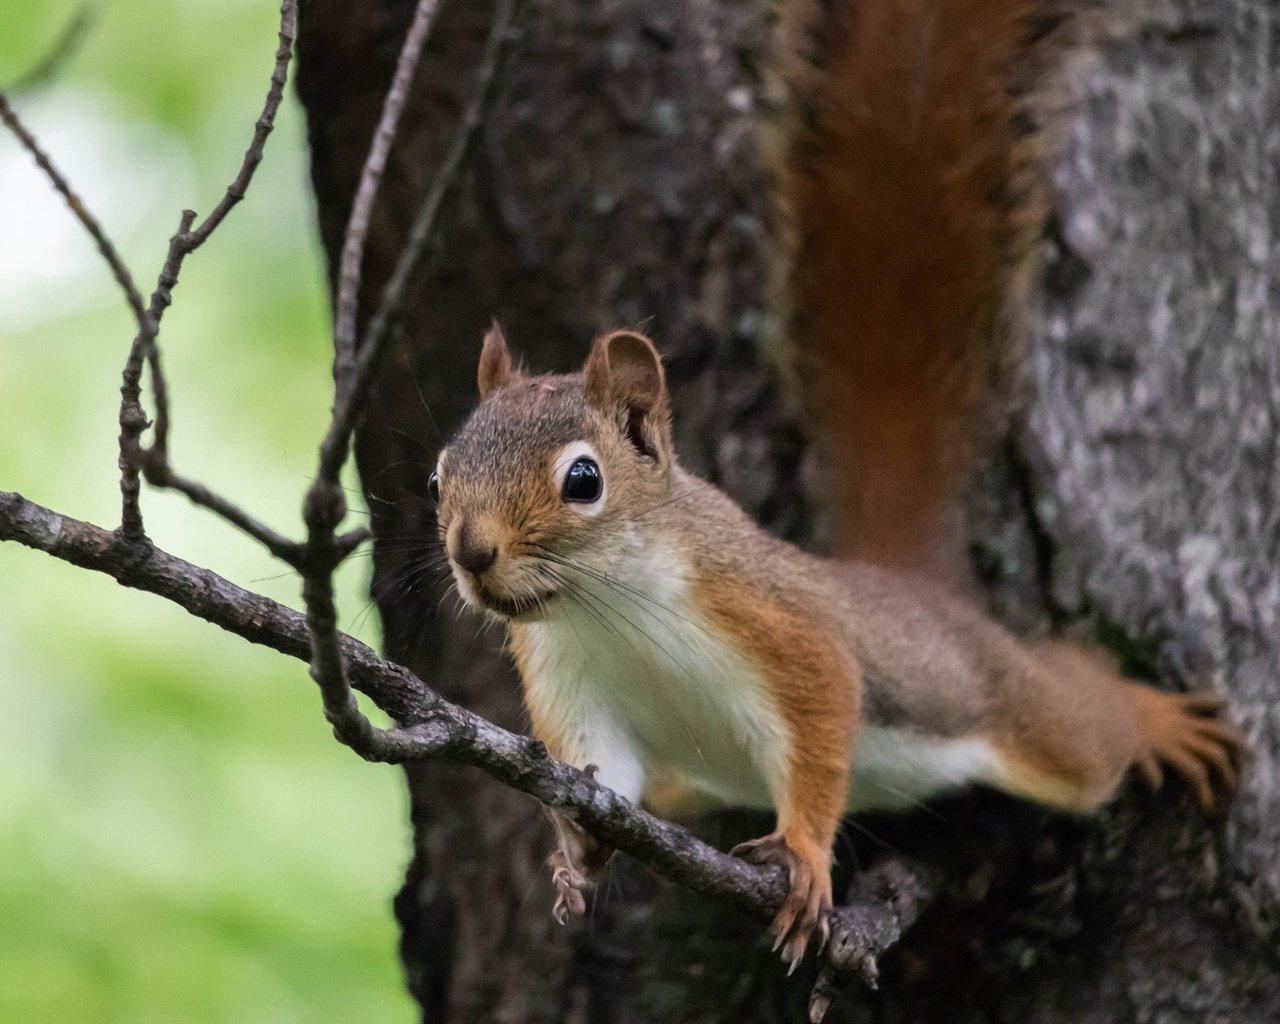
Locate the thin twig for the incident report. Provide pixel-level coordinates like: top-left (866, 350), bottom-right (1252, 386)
top-left (0, 90), bottom-right (147, 326)
top-left (0, 90), bottom-right (161, 545)
top-left (141, 460), bottom-right (309, 565)
top-left (0, 0), bottom-right (936, 1008)
top-left (116, 0), bottom-right (299, 543)
top-left (0, 489), bottom-right (779, 904)
top-left (117, 209), bottom-right (190, 543)
top-left (151, 0), bottom-right (299, 457)
top-left (331, 0), bottom-right (443, 391)
top-left (0, 487), bottom-right (936, 987)
top-left (301, 0), bottom-right (516, 758)
top-left (346, 0), bottom-right (518, 474)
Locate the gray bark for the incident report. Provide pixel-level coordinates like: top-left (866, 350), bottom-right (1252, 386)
top-left (997, 0), bottom-right (1280, 1015)
top-left (294, 0), bottom-right (1279, 1019)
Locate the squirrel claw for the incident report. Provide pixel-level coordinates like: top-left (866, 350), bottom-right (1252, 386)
top-left (730, 832), bottom-right (795, 866)
top-left (1133, 687), bottom-right (1249, 812)
top-left (731, 832), bottom-right (831, 971)
top-left (548, 849), bottom-right (589, 924)
top-left (551, 890), bottom-right (584, 926)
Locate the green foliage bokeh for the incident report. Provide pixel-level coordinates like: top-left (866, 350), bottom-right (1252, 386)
top-left (1, 3), bottom-right (415, 1021)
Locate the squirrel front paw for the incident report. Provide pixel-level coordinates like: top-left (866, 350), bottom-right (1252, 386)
top-left (731, 831), bottom-right (832, 973)
top-left (548, 848), bottom-right (590, 924)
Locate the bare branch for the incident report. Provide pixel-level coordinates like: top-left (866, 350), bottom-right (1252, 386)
top-left (331, 0), bottom-right (443, 391)
top-left (300, 0), bottom-right (517, 761)
top-left (117, 0), bottom-right (300, 543)
top-left (140, 458), bottom-right (310, 566)
top-left (808, 859), bottom-right (943, 1021)
top-left (0, 489), bottom-right (775, 904)
top-left (184, 0), bottom-right (298, 254)
top-left (352, 0), bottom-right (517, 453)
top-left (117, 208), bottom-right (191, 543)
top-left (0, 487), bottom-right (933, 986)
top-left (0, 91), bottom-right (147, 326)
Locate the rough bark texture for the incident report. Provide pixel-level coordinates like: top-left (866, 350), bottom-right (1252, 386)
top-left (295, 0), bottom-right (1278, 1020)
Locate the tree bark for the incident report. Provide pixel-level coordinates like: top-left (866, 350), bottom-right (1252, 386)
top-left (294, 0), bottom-right (1279, 1020)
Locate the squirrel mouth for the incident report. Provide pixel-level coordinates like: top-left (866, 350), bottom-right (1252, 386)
top-left (478, 587), bottom-right (558, 619)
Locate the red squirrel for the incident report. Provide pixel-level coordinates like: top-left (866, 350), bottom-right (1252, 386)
top-left (427, 0), bottom-right (1245, 970)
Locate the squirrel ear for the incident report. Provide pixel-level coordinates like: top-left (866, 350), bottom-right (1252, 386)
top-left (584, 331), bottom-right (671, 459)
top-left (478, 320), bottom-right (518, 398)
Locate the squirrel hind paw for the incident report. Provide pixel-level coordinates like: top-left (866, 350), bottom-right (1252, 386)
top-left (1135, 689), bottom-right (1249, 812)
top-left (731, 832), bottom-right (832, 972)
top-left (548, 849), bottom-right (590, 924)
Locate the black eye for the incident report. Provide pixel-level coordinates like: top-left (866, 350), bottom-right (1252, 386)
top-left (428, 471), bottom-right (440, 504)
top-left (562, 457), bottom-right (602, 503)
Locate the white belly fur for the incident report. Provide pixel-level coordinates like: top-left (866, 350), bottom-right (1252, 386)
top-left (517, 548), bottom-right (1000, 815)
top-left (518, 547), bottom-right (789, 809)
top-left (849, 726), bottom-right (1002, 811)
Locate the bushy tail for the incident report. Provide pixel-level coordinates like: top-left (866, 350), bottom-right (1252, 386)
top-left (771, 0), bottom-right (1085, 585)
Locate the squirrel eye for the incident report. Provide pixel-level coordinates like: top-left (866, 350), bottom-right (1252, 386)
top-left (428, 471), bottom-right (440, 505)
top-left (562, 457), bottom-right (602, 503)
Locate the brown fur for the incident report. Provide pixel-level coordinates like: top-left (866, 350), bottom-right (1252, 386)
top-left (432, 0), bottom-right (1243, 969)
top-left (770, 0), bottom-right (1081, 583)
top-left (694, 573), bottom-right (859, 958)
top-left (477, 320), bottom-right (518, 397)
top-left (762, 0), bottom-right (1244, 829)
top-left (438, 333), bottom-right (1244, 967)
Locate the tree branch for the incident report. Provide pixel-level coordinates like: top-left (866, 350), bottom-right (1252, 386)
top-left (118, 0), bottom-right (299, 542)
top-left (299, 0), bottom-right (517, 760)
top-left (0, 0), bottom-right (936, 1011)
top-left (139, 459), bottom-right (309, 566)
top-left (331, 0), bottom-right (442, 390)
top-left (294, 0), bottom-right (451, 762)
top-left (353, 0), bottom-right (517, 432)
top-left (0, 489), bottom-right (777, 904)
top-left (808, 859), bottom-right (943, 1021)
top-left (0, 488), bottom-right (933, 997)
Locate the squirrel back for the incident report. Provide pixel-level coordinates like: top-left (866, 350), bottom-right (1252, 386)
top-left (770, 0), bottom-right (1085, 585)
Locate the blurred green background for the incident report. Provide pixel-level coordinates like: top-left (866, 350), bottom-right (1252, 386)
top-left (1, 3), bottom-right (416, 1021)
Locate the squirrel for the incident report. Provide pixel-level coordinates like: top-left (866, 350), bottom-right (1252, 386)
top-left (426, 0), bottom-right (1245, 971)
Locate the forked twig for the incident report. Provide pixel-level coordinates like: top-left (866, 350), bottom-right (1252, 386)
top-left (353, 0), bottom-right (517, 455)
top-left (1, 487), bottom-right (934, 999)
top-left (302, 0), bottom-right (518, 755)
top-left (0, 0), bottom-right (937, 1010)
top-left (118, 0), bottom-right (300, 543)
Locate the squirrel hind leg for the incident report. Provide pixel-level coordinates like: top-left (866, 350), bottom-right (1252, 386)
top-left (1127, 685), bottom-right (1249, 812)
top-left (730, 831), bottom-right (832, 973)
top-left (990, 641), bottom-right (1246, 815)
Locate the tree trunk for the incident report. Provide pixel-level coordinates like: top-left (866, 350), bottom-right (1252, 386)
top-left (294, 0), bottom-right (1279, 1020)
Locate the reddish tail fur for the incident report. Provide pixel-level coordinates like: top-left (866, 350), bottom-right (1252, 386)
top-left (776, 0), bottom-right (1078, 584)
top-left (774, 0), bottom-right (1245, 811)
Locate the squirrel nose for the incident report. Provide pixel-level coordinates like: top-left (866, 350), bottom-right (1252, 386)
top-left (456, 542), bottom-right (497, 575)
top-left (451, 521), bottom-right (499, 576)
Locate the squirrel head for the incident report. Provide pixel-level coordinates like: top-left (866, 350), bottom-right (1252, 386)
top-left (433, 322), bottom-right (675, 620)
